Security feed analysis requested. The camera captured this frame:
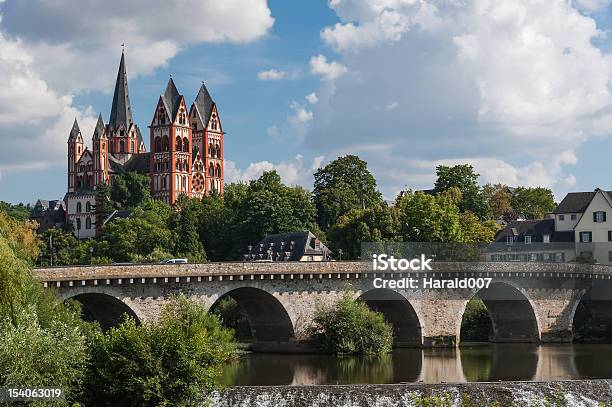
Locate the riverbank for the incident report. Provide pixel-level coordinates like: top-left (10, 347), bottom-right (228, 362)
top-left (212, 379), bottom-right (612, 406)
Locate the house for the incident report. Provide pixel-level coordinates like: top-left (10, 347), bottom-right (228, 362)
top-left (245, 231), bottom-right (331, 262)
top-left (29, 199), bottom-right (66, 233)
top-left (488, 188), bottom-right (612, 264)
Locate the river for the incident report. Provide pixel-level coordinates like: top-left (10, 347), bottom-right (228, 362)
top-left (219, 344), bottom-right (612, 386)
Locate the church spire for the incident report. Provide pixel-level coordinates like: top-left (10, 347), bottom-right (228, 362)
top-left (108, 50), bottom-right (133, 130)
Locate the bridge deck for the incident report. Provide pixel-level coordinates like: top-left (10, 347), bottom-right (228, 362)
top-left (34, 261), bottom-right (609, 283)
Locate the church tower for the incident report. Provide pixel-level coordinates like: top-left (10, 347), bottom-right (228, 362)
top-left (92, 114), bottom-right (109, 187)
top-left (189, 83), bottom-right (224, 195)
top-left (67, 119), bottom-right (84, 193)
top-left (106, 51), bottom-right (145, 159)
top-left (149, 78), bottom-right (192, 204)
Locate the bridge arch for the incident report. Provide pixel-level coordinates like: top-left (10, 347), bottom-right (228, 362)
top-left (208, 287), bottom-right (295, 344)
top-left (68, 293), bottom-right (140, 331)
top-left (357, 288), bottom-right (422, 347)
top-left (459, 281), bottom-right (540, 343)
top-left (572, 283), bottom-right (612, 342)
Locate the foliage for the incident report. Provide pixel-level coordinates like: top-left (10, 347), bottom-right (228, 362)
top-left (434, 164), bottom-right (489, 220)
top-left (313, 155), bottom-right (382, 231)
top-left (459, 212), bottom-right (500, 244)
top-left (327, 205), bottom-right (400, 260)
top-left (236, 171), bottom-right (321, 254)
top-left (396, 191), bottom-right (463, 242)
top-left (482, 184), bottom-right (513, 220)
top-left (110, 171), bottom-right (151, 208)
top-left (0, 201), bottom-right (31, 222)
top-left (95, 182), bottom-right (114, 228)
top-left (38, 227), bottom-right (83, 266)
top-left (84, 295), bottom-right (236, 406)
top-left (460, 299), bottom-right (492, 342)
top-left (0, 306), bottom-right (89, 403)
top-left (98, 201), bottom-right (172, 262)
top-left (311, 292), bottom-right (393, 355)
top-left (210, 297), bottom-right (252, 341)
top-left (510, 187), bottom-right (556, 220)
top-left (171, 196), bottom-right (207, 262)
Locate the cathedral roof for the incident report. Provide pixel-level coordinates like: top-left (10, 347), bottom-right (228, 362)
top-left (192, 82), bottom-right (215, 127)
top-left (93, 114), bottom-right (105, 139)
top-left (68, 118), bottom-right (81, 141)
top-left (161, 78), bottom-right (182, 121)
top-left (108, 51), bottom-right (133, 131)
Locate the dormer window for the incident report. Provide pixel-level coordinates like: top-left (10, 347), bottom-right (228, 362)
top-left (594, 211), bottom-right (607, 223)
top-left (524, 236), bottom-right (532, 244)
top-left (559, 214), bottom-right (565, 221)
top-left (543, 234), bottom-right (550, 243)
top-left (506, 236), bottom-right (514, 245)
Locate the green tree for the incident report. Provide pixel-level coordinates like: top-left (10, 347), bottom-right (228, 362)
top-left (434, 164), bottom-right (489, 220)
top-left (482, 183), bottom-right (513, 220)
top-left (396, 191), bottom-right (463, 242)
top-left (510, 187), bottom-right (556, 220)
top-left (235, 171), bottom-right (321, 253)
top-left (84, 295), bottom-right (236, 406)
top-left (110, 171), bottom-right (151, 208)
top-left (98, 201), bottom-right (172, 262)
top-left (459, 212), bottom-right (500, 244)
top-left (327, 205), bottom-right (400, 260)
top-left (0, 212), bottom-right (95, 403)
top-left (313, 155), bottom-right (382, 230)
top-left (0, 201), bottom-right (31, 222)
top-left (38, 227), bottom-right (86, 266)
top-left (460, 299), bottom-right (492, 342)
top-left (171, 196), bottom-right (206, 262)
top-left (311, 292), bottom-right (393, 355)
top-left (95, 182), bottom-right (115, 228)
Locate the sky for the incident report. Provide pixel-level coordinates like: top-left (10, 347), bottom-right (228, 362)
top-left (1, 0), bottom-right (612, 204)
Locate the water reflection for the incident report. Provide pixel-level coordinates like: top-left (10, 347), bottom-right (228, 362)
top-left (220, 344), bottom-right (612, 386)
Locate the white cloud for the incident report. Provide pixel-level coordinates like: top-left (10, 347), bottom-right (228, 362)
top-left (3, 0), bottom-right (274, 93)
top-left (266, 124), bottom-right (281, 139)
top-left (574, 0), bottom-right (612, 12)
top-left (309, 54), bottom-right (348, 81)
top-left (0, 0), bottom-right (273, 183)
top-left (305, 92), bottom-right (319, 104)
top-left (288, 100), bottom-right (313, 127)
top-left (258, 69), bottom-right (287, 81)
top-left (306, 0), bottom-right (612, 199)
top-left (224, 155), bottom-right (325, 187)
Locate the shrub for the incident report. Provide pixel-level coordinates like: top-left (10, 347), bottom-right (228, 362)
top-left (311, 292), bottom-right (393, 355)
top-left (84, 295), bottom-right (237, 406)
top-left (0, 306), bottom-right (89, 403)
top-left (460, 299), bottom-right (492, 342)
top-left (210, 297), bottom-right (252, 341)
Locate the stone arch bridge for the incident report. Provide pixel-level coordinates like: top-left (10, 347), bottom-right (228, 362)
top-left (35, 261), bottom-right (612, 351)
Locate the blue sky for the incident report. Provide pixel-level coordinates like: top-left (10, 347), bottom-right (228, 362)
top-left (1, 0), bottom-right (612, 204)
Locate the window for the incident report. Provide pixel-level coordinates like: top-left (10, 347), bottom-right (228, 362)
top-left (609, 231), bottom-right (612, 242)
top-left (86, 202), bottom-right (91, 212)
top-left (580, 231), bottom-right (593, 243)
top-left (76, 202), bottom-right (82, 213)
top-left (183, 137), bottom-right (189, 152)
top-left (85, 217), bottom-right (91, 229)
top-left (609, 251), bottom-right (612, 262)
top-left (176, 136), bottom-right (182, 151)
top-left (119, 140), bottom-right (125, 153)
top-left (594, 211), bottom-right (607, 223)
top-left (555, 252), bottom-right (564, 262)
top-left (76, 218), bottom-right (81, 230)
top-left (543, 234), bottom-right (550, 243)
top-left (506, 236), bottom-right (514, 245)
top-left (525, 235), bottom-right (532, 244)
top-left (571, 214), bottom-right (577, 220)
top-left (131, 140), bottom-right (135, 152)
top-left (559, 214), bottom-right (565, 221)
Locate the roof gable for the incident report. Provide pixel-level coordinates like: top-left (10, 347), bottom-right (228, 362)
top-left (573, 189), bottom-right (612, 229)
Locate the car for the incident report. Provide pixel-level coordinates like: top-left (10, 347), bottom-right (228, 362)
top-left (160, 258), bottom-right (188, 264)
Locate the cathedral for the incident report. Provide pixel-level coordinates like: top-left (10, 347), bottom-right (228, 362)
top-left (65, 51), bottom-right (225, 238)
